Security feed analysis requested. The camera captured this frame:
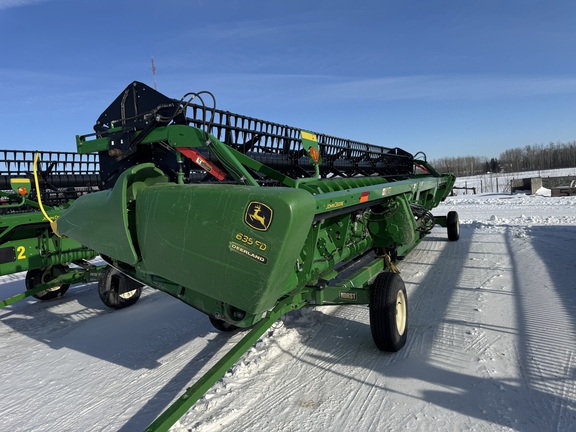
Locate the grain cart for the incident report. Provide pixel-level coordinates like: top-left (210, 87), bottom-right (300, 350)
top-left (0, 150), bottom-right (105, 307)
top-left (52, 81), bottom-right (458, 430)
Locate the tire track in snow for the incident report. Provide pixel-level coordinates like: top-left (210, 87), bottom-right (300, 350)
top-left (387, 224), bottom-right (537, 431)
top-left (506, 226), bottom-right (576, 431)
top-left (182, 306), bottom-right (387, 431)
top-left (0, 280), bottom-right (233, 432)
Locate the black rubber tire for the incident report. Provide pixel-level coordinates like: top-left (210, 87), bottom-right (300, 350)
top-left (25, 265), bottom-right (70, 300)
top-left (447, 211), bottom-right (460, 241)
top-left (209, 316), bottom-right (239, 332)
top-left (98, 266), bottom-right (143, 309)
top-left (369, 272), bottom-right (408, 352)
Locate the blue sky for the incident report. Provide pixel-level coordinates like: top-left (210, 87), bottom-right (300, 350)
top-left (2, 0), bottom-right (576, 160)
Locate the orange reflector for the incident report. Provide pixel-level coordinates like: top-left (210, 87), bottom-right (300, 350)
top-left (360, 191), bottom-right (369, 203)
top-left (309, 146), bottom-right (320, 163)
top-left (17, 186), bottom-right (28, 196)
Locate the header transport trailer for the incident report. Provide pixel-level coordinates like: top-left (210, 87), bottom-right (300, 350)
top-left (2, 81), bottom-right (458, 430)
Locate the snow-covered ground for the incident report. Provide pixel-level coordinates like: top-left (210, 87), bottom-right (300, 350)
top-left (1, 192), bottom-right (576, 432)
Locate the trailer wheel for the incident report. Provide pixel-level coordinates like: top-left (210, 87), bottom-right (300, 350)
top-left (447, 211), bottom-right (460, 241)
top-left (209, 316), bottom-right (239, 332)
top-left (369, 272), bottom-right (408, 352)
top-left (98, 266), bottom-right (143, 309)
top-left (25, 265), bottom-right (70, 300)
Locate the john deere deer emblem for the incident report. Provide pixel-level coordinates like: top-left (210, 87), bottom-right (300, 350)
top-left (245, 202), bottom-right (273, 231)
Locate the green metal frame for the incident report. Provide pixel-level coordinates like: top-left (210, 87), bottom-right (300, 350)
top-left (1, 183), bottom-right (99, 307)
top-left (144, 294), bottom-right (308, 432)
top-left (0, 265), bottom-right (105, 308)
top-left (1, 208), bottom-right (97, 274)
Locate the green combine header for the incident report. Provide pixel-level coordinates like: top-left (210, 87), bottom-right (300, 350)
top-left (1, 81), bottom-right (458, 430)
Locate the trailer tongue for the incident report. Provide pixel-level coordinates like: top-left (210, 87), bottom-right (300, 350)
top-left (3, 81), bottom-right (458, 431)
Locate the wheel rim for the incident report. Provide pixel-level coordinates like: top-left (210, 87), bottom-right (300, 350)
top-left (396, 290), bottom-right (407, 336)
top-left (119, 289), bottom-right (137, 299)
top-left (40, 268), bottom-right (63, 293)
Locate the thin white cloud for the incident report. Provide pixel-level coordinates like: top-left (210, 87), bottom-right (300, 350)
top-left (318, 75), bottom-right (576, 101)
top-left (0, 0), bottom-right (47, 10)
top-left (160, 71), bottom-right (576, 106)
top-left (174, 18), bottom-right (313, 43)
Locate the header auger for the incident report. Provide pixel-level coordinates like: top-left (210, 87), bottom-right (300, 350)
top-left (1, 81), bottom-right (458, 431)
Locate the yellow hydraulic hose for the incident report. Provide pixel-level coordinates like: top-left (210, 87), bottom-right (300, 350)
top-left (33, 153), bottom-right (61, 237)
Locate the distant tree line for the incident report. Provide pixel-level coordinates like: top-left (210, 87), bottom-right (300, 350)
top-left (431, 141), bottom-right (576, 176)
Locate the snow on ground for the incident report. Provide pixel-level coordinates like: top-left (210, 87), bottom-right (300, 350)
top-left (1, 193), bottom-right (576, 432)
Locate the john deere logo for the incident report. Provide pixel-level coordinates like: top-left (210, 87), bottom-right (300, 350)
top-left (245, 201), bottom-right (273, 231)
